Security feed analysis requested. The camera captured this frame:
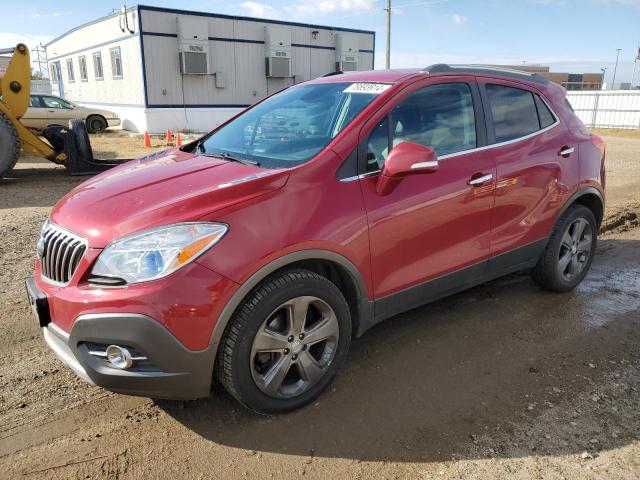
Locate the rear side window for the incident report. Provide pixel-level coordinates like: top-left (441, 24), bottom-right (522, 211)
top-left (534, 95), bottom-right (555, 128)
top-left (486, 84), bottom-right (540, 143)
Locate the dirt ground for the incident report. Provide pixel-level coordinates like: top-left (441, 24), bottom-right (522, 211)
top-left (0, 133), bottom-right (639, 480)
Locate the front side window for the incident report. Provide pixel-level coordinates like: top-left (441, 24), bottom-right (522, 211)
top-left (78, 56), bottom-right (88, 81)
top-left (42, 96), bottom-right (72, 109)
top-left (66, 59), bottom-right (75, 83)
top-left (93, 52), bottom-right (103, 80)
top-left (110, 47), bottom-right (123, 78)
top-left (366, 82), bottom-right (476, 172)
top-left (199, 82), bottom-right (384, 169)
top-left (486, 84), bottom-right (540, 143)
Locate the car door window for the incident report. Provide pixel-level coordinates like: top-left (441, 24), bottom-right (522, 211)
top-left (366, 83), bottom-right (476, 172)
top-left (485, 84), bottom-right (541, 143)
top-left (29, 96), bottom-right (42, 108)
top-left (534, 94), bottom-right (556, 128)
top-left (42, 96), bottom-right (70, 109)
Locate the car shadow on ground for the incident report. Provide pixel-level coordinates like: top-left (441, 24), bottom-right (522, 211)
top-left (158, 238), bottom-right (640, 462)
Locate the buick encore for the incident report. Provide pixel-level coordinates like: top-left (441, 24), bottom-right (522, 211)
top-left (26, 65), bottom-right (606, 414)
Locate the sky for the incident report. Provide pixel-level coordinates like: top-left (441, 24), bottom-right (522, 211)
top-left (1, 0), bottom-right (639, 85)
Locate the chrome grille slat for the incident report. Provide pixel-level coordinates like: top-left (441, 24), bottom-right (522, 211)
top-left (45, 231), bottom-right (60, 279)
top-left (38, 223), bottom-right (87, 285)
top-left (68, 242), bottom-right (83, 280)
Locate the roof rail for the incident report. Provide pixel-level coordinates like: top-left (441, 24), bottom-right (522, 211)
top-left (422, 64), bottom-right (549, 85)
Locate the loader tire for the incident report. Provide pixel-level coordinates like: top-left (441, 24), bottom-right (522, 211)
top-left (69, 119), bottom-right (94, 163)
top-left (0, 111), bottom-right (20, 179)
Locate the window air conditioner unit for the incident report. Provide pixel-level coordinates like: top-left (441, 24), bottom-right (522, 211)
top-left (179, 47), bottom-right (208, 75)
top-left (177, 17), bottom-right (209, 75)
top-left (336, 33), bottom-right (359, 72)
top-left (265, 26), bottom-right (292, 78)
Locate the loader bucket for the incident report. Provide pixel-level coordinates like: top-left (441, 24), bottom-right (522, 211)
top-left (43, 120), bottom-right (130, 175)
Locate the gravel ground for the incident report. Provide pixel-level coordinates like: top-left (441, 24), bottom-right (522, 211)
top-left (0, 134), bottom-right (638, 480)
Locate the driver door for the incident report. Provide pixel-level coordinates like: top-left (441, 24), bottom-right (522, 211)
top-left (358, 78), bottom-right (496, 318)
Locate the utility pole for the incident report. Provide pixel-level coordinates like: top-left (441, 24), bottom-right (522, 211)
top-left (600, 67), bottom-right (607, 90)
top-left (611, 48), bottom-right (622, 90)
top-left (385, 0), bottom-right (391, 69)
top-left (632, 44), bottom-right (639, 89)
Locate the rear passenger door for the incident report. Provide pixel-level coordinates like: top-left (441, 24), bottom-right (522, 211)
top-left (477, 79), bottom-right (576, 266)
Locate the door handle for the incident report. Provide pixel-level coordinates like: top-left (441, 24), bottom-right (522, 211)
top-left (468, 173), bottom-right (493, 186)
top-left (558, 146), bottom-right (575, 157)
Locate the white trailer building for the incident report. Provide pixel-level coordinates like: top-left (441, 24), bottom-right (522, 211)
top-left (45, 5), bottom-right (376, 133)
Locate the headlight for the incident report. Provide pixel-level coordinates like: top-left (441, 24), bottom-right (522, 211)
top-left (91, 223), bottom-right (228, 284)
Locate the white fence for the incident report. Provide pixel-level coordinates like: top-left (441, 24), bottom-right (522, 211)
top-left (567, 90), bottom-right (640, 130)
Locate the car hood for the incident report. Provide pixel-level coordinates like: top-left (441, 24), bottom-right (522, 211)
top-left (50, 149), bottom-right (289, 247)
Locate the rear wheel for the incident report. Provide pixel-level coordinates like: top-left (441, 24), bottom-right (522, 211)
top-left (532, 204), bottom-right (597, 292)
top-left (86, 115), bottom-right (107, 133)
top-left (0, 111), bottom-right (20, 178)
top-left (216, 269), bottom-right (351, 414)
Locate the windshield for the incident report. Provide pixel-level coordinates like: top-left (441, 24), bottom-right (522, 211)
top-left (197, 82), bottom-right (389, 168)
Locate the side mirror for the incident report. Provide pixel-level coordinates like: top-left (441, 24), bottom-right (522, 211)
top-left (376, 142), bottom-right (438, 195)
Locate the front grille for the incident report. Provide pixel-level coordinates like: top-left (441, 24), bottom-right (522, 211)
top-left (38, 223), bottom-right (87, 284)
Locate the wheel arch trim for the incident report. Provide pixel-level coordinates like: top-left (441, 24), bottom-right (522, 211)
top-left (208, 249), bottom-right (372, 350)
top-left (557, 186), bottom-right (604, 227)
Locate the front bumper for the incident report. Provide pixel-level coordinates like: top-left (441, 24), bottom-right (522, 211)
top-left (29, 278), bottom-right (216, 399)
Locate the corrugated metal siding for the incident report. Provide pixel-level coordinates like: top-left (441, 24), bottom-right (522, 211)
top-left (140, 8), bottom-right (375, 107)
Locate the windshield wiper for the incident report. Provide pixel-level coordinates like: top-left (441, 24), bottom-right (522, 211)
top-left (203, 151), bottom-right (260, 167)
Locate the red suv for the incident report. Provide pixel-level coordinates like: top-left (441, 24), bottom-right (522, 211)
top-left (26, 65), bottom-right (606, 414)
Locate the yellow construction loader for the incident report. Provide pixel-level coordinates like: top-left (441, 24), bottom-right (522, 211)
top-left (0, 44), bottom-right (125, 178)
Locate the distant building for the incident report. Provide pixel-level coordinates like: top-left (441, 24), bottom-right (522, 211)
top-left (45, 5), bottom-right (375, 133)
top-left (499, 65), bottom-right (604, 91)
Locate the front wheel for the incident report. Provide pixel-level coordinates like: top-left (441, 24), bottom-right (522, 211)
top-left (532, 204), bottom-right (597, 292)
top-left (216, 269), bottom-right (351, 414)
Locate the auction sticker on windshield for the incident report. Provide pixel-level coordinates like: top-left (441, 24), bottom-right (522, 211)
top-left (343, 83), bottom-right (392, 94)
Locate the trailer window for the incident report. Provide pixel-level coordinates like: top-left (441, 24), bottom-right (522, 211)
top-left (110, 47), bottom-right (123, 79)
top-left (93, 52), bottom-right (103, 80)
top-left (78, 56), bottom-right (88, 82)
top-left (66, 59), bottom-right (75, 83)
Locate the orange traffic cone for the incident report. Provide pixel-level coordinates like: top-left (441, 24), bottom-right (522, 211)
top-left (166, 129), bottom-right (173, 145)
top-left (176, 133), bottom-right (182, 147)
top-left (143, 130), bottom-right (151, 148)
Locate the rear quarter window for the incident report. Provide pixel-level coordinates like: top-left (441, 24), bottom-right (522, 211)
top-left (534, 95), bottom-right (556, 128)
top-left (486, 84), bottom-right (541, 143)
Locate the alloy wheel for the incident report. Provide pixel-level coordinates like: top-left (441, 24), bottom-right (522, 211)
top-left (557, 217), bottom-right (593, 281)
top-left (250, 296), bottom-right (339, 399)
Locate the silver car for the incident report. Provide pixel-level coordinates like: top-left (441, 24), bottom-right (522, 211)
top-left (21, 95), bottom-right (120, 133)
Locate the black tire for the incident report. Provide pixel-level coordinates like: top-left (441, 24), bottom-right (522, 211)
top-left (70, 119), bottom-right (94, 163)
top-left (216, 269), bottom-right (352, 414)
top-left (532, 204), bottom-right (597, 292)
top-left (86, 115), bottom-right (107, 133)
top-left (0, 111), bottom-right (20, 178)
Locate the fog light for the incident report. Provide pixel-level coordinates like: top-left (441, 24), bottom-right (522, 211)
top-left (106, 345), bottom-right (133, 370)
